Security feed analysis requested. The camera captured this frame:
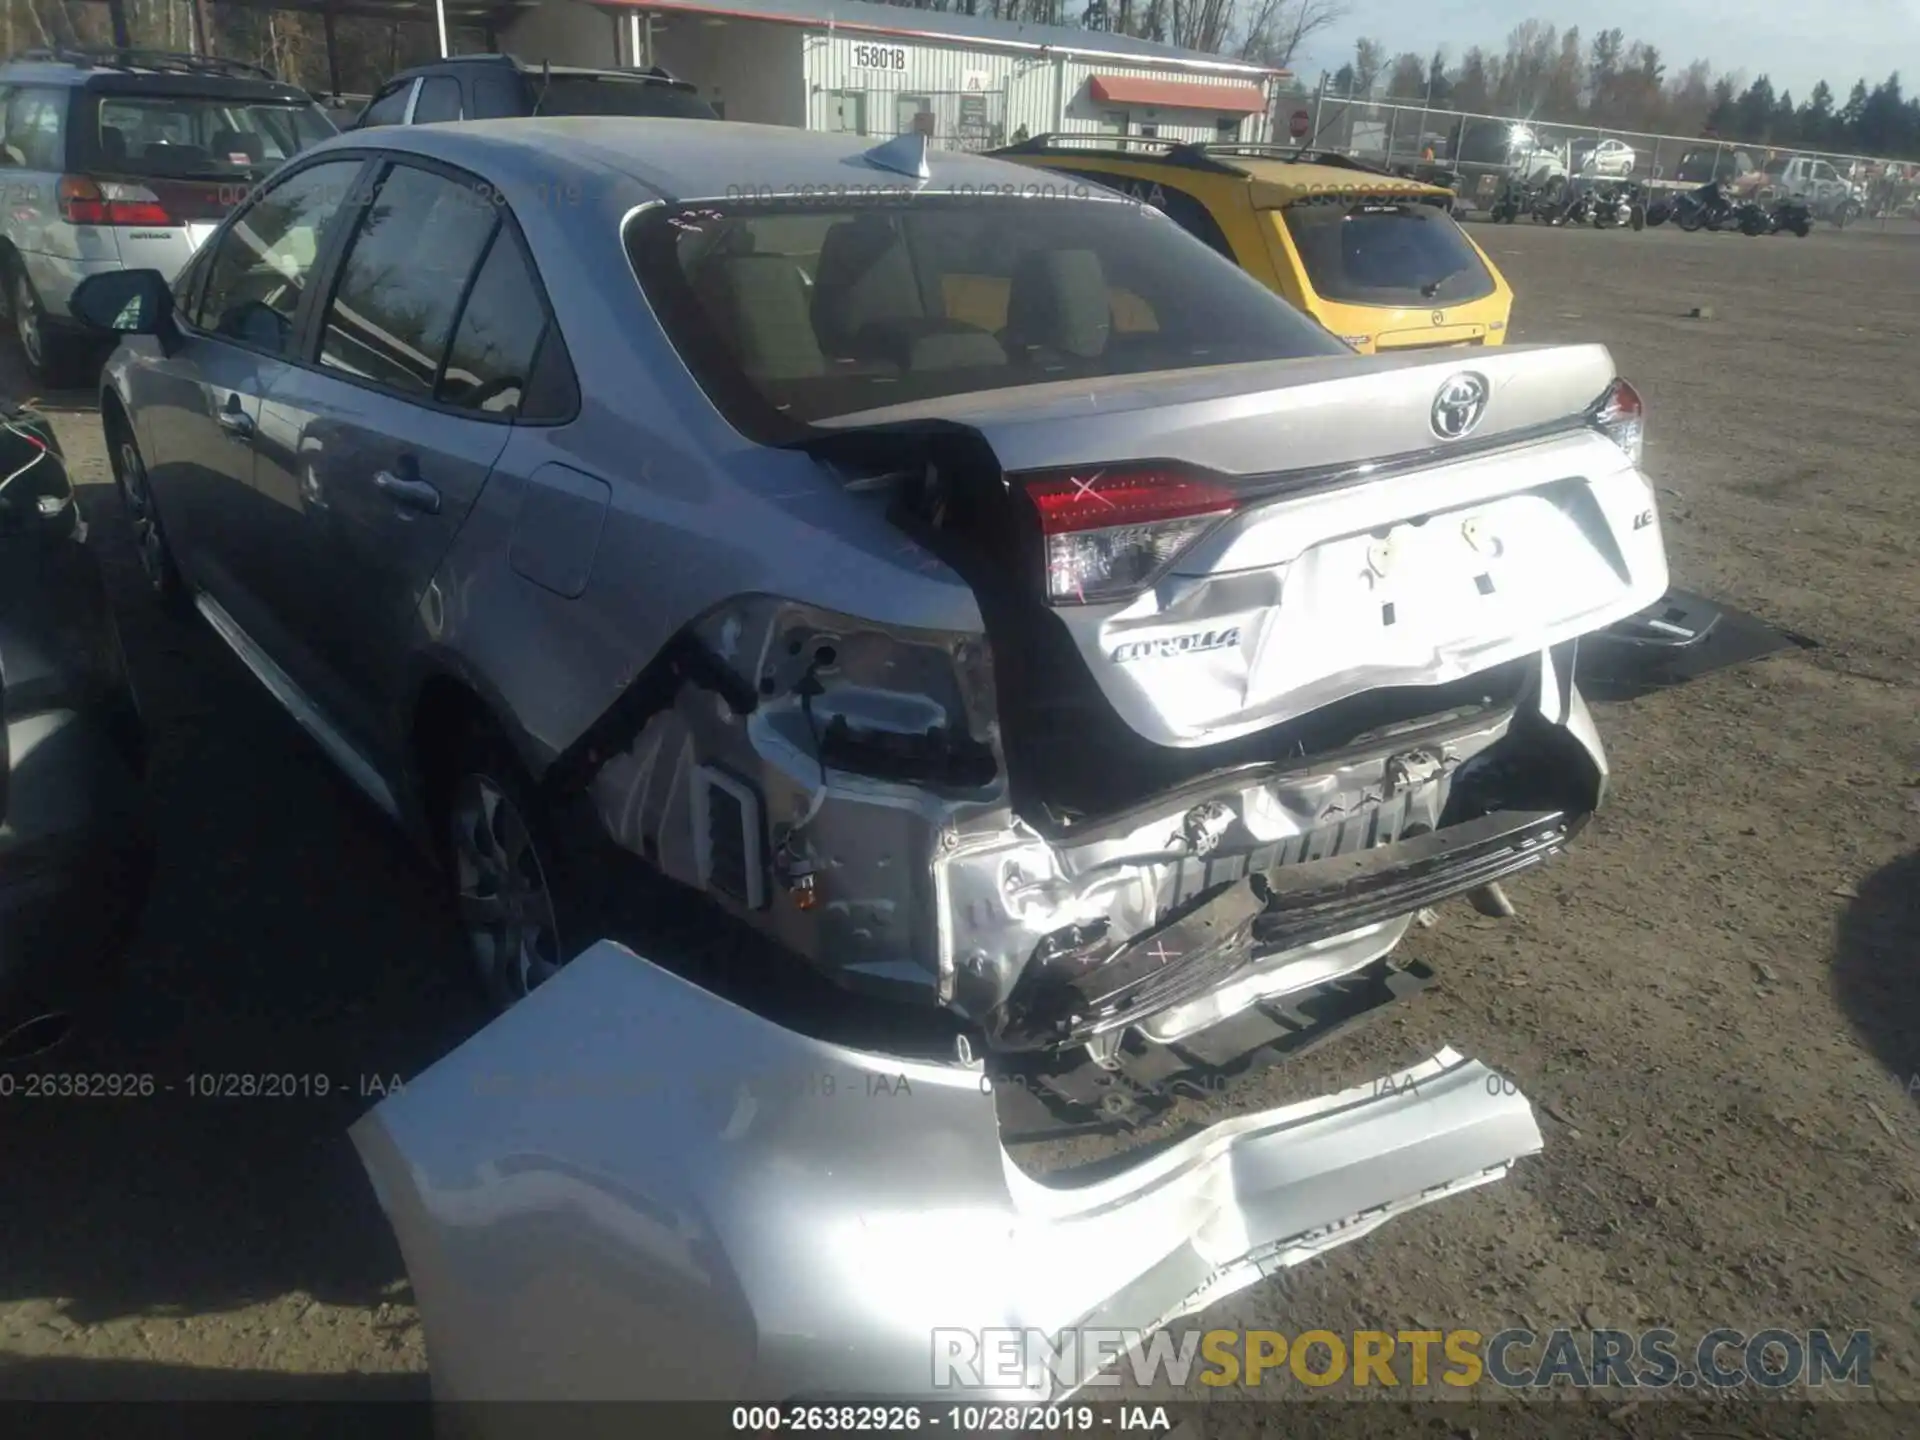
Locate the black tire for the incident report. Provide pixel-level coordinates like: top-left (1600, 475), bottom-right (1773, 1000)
top-left (1678, 208), bottom-right (1704, 232)
top-left (8, 268), bottom-right (94, 391)
top-left (436, 728), bottom-right (608, 1012)
top-left (1630, 205), bottom-right (1647, 231)
top-left (106, 416), bottom-right (192, 614)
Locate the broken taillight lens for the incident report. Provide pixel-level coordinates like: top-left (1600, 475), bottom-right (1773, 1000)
top-left (59, 176), bottom-right (172, 227)
top-left (1022, 466), bottom-right (1240, 605)
top-left (1590, 378), bottom-right (1645, 467)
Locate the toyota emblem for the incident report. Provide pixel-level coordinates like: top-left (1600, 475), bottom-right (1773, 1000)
top-left (1431, 372), bottom-right (1490, 440)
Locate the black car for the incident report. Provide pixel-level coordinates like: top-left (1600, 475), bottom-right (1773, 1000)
top-left (0, 407), bottom-right (151, 1060)
top-left (349, 53), bottom-right (718, 128)
top-left (1672, 147), bottom-right (1756, 186)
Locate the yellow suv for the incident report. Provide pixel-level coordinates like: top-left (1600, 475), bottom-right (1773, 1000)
top-left (992, 136), bottom-right (1514, 354)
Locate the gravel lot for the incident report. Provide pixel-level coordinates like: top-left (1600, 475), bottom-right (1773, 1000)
top-left (0, 218), bottom-right (1914, 1430)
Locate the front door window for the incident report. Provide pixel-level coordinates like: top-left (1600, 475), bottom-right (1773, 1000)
top-left (195, 159), bottom-right (365, 355)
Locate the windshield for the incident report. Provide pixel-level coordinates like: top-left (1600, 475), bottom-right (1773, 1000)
top-left (627, 195), bottom-right (1345, 442)
top-left (532, 77), bottom-right (717, 120)
top-left (85, 93), bottom-right (335, 179)
top-left (1279, 198), bottom-right (1495, 308)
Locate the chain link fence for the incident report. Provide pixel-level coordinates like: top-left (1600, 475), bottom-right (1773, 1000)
top-left (1301, 81), bottom-right (1920, 230)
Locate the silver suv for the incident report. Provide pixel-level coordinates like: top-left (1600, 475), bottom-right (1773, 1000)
top-left (0, 46), bottom-right (334, 387)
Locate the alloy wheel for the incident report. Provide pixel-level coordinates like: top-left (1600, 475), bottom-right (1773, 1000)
top-left (449, 773), bottom-right (564, 1001)
top-left (14, 274), bottom-right (41, 370)
top-left (116, 440), bottom-right (170, 593)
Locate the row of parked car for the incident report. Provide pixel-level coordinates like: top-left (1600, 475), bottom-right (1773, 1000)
top-left (0, 45), bottom-right (717, 387)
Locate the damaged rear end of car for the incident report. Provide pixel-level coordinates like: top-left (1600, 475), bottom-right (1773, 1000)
top-left (572, 186), bottom-right (1666, 1114)
top-left (350, 141), bottom-right (1672, 1406)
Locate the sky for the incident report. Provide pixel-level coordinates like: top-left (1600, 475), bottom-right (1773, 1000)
top-left (1299, 0), bottom-right (1920, 101)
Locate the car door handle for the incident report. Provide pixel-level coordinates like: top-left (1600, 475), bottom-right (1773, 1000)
top-left (215, 407), bottom-right (254, 440)
top-left (374, 469), bottom-right (441, 515)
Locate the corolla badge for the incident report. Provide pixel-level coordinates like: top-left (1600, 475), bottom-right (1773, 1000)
top-left (1111, 626), bottom-right (1242, 663)
top-left (1430, 372), bottom-right (1490, 440)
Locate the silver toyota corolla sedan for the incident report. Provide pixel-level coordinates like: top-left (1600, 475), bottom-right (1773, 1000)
top-left (75, 116), bottom-right (1668, 1400)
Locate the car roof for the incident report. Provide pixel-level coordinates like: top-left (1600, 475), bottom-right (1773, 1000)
top-left (306, 117), bottom-right (1100, 202)
top-left (992, 138), bottom-right (1454, 204)
top-left (0, 48), bottom-right (309, 100)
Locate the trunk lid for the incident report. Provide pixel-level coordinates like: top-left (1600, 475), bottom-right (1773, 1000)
top-left (822, 343), bottom-right (1609, 476)
top-left (826, 345), bottom-right (1668, 749)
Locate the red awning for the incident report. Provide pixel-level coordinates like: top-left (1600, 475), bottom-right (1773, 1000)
top-left (1088, 74), bottom-right (1268, 114)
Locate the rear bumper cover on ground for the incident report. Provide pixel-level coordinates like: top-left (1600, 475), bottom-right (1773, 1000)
top-left (351, 941), bottom-right (1543, 1405)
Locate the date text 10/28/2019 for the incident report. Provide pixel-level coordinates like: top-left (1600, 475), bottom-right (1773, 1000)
top-left (0, 1072), bottom-right (407, 1100)
top-left (730, 1405), bottom-right (1176, 1432)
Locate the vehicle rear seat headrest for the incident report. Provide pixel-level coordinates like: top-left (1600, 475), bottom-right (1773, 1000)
top-left (1004, 248), bottom-right (1111, 360)
top-left (695, 252), bottom-right (825, 381)
top-left (810, 215), bottom-right (924, 358)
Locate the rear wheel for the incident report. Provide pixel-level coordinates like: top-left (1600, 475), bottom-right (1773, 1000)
top-left (10, 270), bottom-right (92, 391)
top-left (107, 420), bottom-right (191, 613)
top-left (437, 730), bottom-right (606, 1011)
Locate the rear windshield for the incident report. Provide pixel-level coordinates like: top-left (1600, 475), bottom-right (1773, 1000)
top-left (1280, 199), bottom-right (1494, 308)
top-left (532, 77), bottom-right (717, 120)
top-left (627, 195), bottom-right (1347, 441)
top-left (84, 93), bottom-right (335, 179)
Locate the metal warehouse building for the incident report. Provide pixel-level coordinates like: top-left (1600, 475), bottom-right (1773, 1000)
top-left (500, 0), bottom-right (1284, 149)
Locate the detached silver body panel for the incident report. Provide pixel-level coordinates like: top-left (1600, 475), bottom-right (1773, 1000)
top-left (352, 941), bottom-right (1543, 1405)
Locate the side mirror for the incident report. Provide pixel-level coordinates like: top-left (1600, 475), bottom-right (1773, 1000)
top-left (70, 268), bottom-right (174, 337)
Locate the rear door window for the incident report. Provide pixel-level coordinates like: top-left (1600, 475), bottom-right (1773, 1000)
top-left (317, 162), bottom-right (495, 395)
top-left (468, 74), bottom-right (525, 119)
top-left (1279, 199), bottom-right (1494, 308)
top-left (435, 227), bottom-right (551, 417)
top-left (531, 77), bottom-right (717, 119)
top-left (412, 77), bottom-right (462, 124)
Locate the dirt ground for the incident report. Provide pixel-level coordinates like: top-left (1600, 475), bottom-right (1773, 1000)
top-left (0, 218), bottom-right (1915, 1432)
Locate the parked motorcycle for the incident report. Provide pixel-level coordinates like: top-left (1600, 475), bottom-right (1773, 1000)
top-left (1489, 173), bottom-right (1551, 223)
top-left (1671, 181), bottom-right (1741, 233)
top-left (1739, 196), bottom-right (1813, 237)
top-left (1587, 179), bottom-right (1647, 230)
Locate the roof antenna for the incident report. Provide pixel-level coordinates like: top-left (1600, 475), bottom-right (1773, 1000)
top-left (864, 129), bottom-right (930, 180)
top-left (533, 58), bottom-right (551, 116)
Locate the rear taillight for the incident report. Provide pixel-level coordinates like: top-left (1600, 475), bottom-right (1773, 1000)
top-left (59, 176), bottom-right (172, 227)
top-left (1022, 466), bottom-right (1240, 605)
top-left (1591, 377), bottom-right (1645, 466)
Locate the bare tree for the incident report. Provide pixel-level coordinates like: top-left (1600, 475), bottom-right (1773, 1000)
top-left (1235, 0), bottom-right (1347, 70)
top-left (1353, 36), bottom-right (1385, 96)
